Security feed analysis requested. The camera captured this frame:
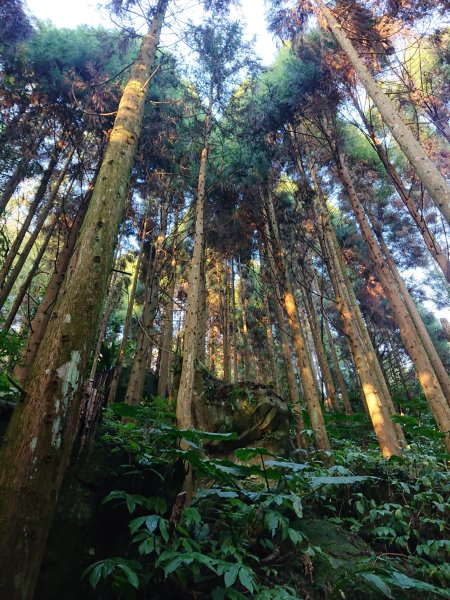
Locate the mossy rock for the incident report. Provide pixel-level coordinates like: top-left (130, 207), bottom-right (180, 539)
top-left (296, 518), bottom-right (383, 599)
top-left (195, 381), bottom-right (291, 457)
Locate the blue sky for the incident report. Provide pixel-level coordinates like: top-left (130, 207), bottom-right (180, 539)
top-left (25, 0), bottom-right (278, 65)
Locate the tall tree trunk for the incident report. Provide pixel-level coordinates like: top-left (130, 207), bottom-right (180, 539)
top-left (299, 273), bottom-right (340, 412)
top-left (0, 144), bottom-right (62, 287)
top-left (312, 170), bottom-right (402, 457)
top-left (237, 258), bottom-right (253, 381)
top-left (263, 240), bottom-right (307, 447)
top-left (336, 153), bottom-right (450, 452)
top-left (313, 0), bottom-right (450, 223)
top-left (230, 258), bottom-right (239, 382)
top-left (125, 192), bottom-right (170, 405)
top-left (322, 313), bottom-right (352, 415)
top-left (354, 103), bottom-right (450, 283)
top-left (13, 176), bottom-right (95, 385)
top-left (262, 285), bottom-right (281, 396)
top-left (370, 214), bottom-right (450, 403)
top-left (86, 268), bottom-right (120, 392)
top-left (0, 130), bottom-right (46, 216)
top-left (157, 258), bottom-right (177, 398)
top-left (308, 155), bottom-right (403, 423)
top-left (0, 149), bottom-right (74, 311)
top-left (2, 217), bottom-right (58, 331)
top-left (176, 131), bottom-right (209, 430)
top-left (196, 247), bottom-right (207, 365)
top-left (263, 193), bottom-right (331, 454)
top-left (108, 215), bottom-right (148, 405)
top-left (0, 4), bottom-right (169, 597)
top-left (222, 258), bottom-right (231, 384)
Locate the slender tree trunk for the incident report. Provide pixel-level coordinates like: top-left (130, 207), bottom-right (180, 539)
top-left (237, 258), bottom-right (253, 381)
top-left (370, 215), bottom-right (450, 403)
top-left (355, 104), bottom-right (450, 283)
top-left (89, 265), bottom-right (121, 385)
top-left (0, 144), bottom-right (62, 287)
top-left (313, 0), bottom-right (450, 223)
top-left (0, 129), bottom-right (46, 216)
top-left (0, 4), bottom-right (169, 597)
top-left (125, 193), bottom-right (170, 405)
top-left (108, 216), bottom-right (148, 404)
top-left (312, 171), bottom-right (402, 456)
top-left (230, 258), bottom-right (239, 382)
top-left (0, 149), bottom-right (74, 311)
top-left (309, 154), bottom-right (404, 427)
top-left (2, 218), bottom-right (58, 331)
top-left (336, 153), bottom-right (450, 451)
top-left (176, 125), bottom-right (209, 430)
top-left (263, 194), bottom-right (331, 454)
top-left (157, 258), bottom-right (177, 398)
top-left (322, 314), bottom-right (352, 415)
top-left (264, 244), bottom-right (307, 447)
top-left (262, 286), bottom-right (281, 396)
top-left (441, 318), bottom-right (450, 343)
top-left (222, 258), bottom-right (231, 383)
top-left (300, 275), bottom-right (340, 412)
top-left (196, 247), bottom-right (207, 365)
top-left (13, 176), bottom-right (95, 385)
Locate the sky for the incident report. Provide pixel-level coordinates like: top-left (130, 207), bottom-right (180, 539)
top-left (25, 0), bottom-right (279, 65)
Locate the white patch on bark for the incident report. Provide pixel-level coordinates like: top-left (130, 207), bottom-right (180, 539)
top-left (52, 350), bottom-right (81, 448)
top-left (52, 416), bottom-right (61, 449)
top-left (30, 437), bottom-right (38, 451)
top-left (64, 314), bottom-right (71, 323)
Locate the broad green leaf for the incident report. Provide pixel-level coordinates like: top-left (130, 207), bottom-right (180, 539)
top-left (197, 488), bottom-right (240, 499)
top-left (117, 563), bottom-right (139, 589)
top-left (388, 571), bottom-right (449, 596)
top-left (224, 563), bottom-right (240, 587)
top-left (86, 563), bottom-right (103, 589)
top-left (164, 556), bottom-right (184, 578)
top-left (234, 447), bottom-right (277, 461)
top-left (238, 567), bottom-right (255, 593)
top-left (288, 528), bottom-right (303, 545)
top-left (309, 475), bottom-right (371, 487)
top-left (145, 515), bottom-right (159, 533)
top-left (126, 495), bottom-right (136, 513)
top-left (177, 428), bottom-right (239, 442)
top-left (129, 516), bottom-right (147, 534)
top-left (265, 460), bottom-right (310, 472)
top-left (361, 573), bottom-right (393, 598)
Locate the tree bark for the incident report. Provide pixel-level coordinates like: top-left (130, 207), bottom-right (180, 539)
top-left (263, 193), bottom-right (331, 454)
top-left (299, 273), bottom-right (340, 412)
top-left (108, 215), bottom-right (148, 404)
top-left (313, 0), bottom-right (450, 223)
top-left (370, 215), bottom-right (450, 403)
top-left (354, 103), bottom-right (450, 283)
top-left (312, 169), bottom-right (402, 457)
top-left (176, 135), bottom-right (209, 429)
top-left (13, 175), bottom-right (94, 385)
top-left (262, 237), bottom-right (307, 447)
top-left (336, 153), bottom-right (450, 452)
top-left (157, 258), bottom-right (177, 398)
top-left (222, 258), bottom-right (231, 384)
top-left (2, 217), bottom-right (58, 331)
top-left (0, 144), bottom-right (62, 287)
top-left (125, 192), bottom-right (170, 405)
top-left (230, 258), bottom-right (239, 382)
top-left (237, 258), bottom-right (253, 381)
top-left (0, 129), bottom-right (46, 216)
top-left (0, 4), bottom-right (169, 597)
top-left (0, 149), bottom-right (74, 312)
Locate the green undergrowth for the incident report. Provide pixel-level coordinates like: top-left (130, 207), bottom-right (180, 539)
top-left (85, 400), bottom-right (449, 599)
